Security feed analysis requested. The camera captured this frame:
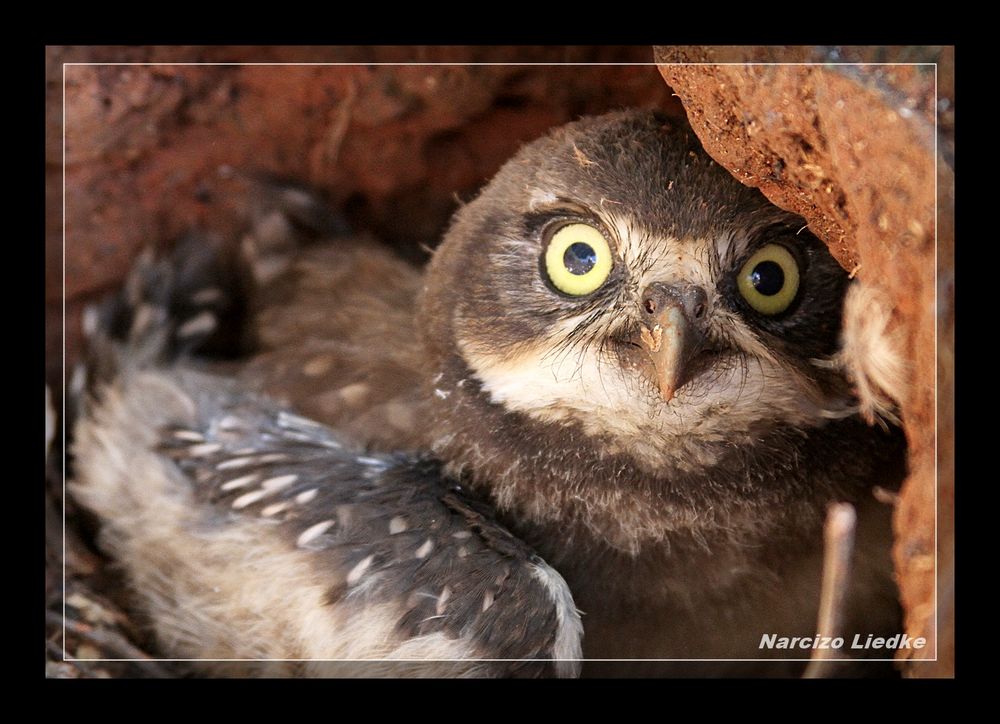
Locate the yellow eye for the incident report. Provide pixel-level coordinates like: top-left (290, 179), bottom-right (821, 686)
top-left (737, 244), bottom-right (800, 315)
top-left (543, 223), bottom-right (614, 296)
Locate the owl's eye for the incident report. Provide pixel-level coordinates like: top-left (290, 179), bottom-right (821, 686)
top-left (543, 223), bottom-right (613, 296)
top-left (737, 244), bottom-right (801, 315)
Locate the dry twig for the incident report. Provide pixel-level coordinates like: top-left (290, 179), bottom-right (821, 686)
top-left (802, 502), bottom-right (857, 679)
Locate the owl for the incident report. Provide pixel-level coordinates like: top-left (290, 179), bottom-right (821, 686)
top-left (71, 110), bottom-right (906, 677)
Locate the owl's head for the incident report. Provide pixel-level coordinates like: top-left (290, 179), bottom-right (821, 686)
top-left (419, 110), bottom-right (854, 476)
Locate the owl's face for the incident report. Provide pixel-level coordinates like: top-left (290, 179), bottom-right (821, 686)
top-left (421, 111), bottom-right (852, 472)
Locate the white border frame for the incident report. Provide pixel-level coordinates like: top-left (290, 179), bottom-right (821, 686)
top-left (58, 54), bottom-right (942, 669)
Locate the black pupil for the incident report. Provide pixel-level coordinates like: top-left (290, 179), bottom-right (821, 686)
top-left (750, 260), bottom-right (785, 296)
top-left (563, 242), bottom-right (597, 275)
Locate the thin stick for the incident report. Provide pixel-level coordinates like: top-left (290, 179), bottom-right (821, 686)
top-left (802, 502), bottom-right (857, 679)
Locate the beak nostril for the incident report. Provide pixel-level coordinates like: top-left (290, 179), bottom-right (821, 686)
top-left (693, 303), bottom-right (706, 319)
top-left (644, 299), bottom-right (656, 314)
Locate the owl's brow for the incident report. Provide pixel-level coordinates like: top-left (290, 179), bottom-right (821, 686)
top-left (721, 221), bottom-right (803, 270)
top-left (521, 199), bottom-right (607, 236)
top-left (529, 198), bottom-right (594, 217)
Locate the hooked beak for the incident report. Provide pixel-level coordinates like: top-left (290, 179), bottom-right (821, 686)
top-left (637, 283), bottom-right (708, 403)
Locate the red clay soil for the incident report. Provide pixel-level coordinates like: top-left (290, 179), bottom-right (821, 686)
top-left (656, 45), bottom-right (954, 677)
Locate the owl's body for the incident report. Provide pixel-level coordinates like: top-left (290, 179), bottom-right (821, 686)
top-left (72, 110), bottom-right (905, 676)
top-left (235, 240), bottom-right (426, 451)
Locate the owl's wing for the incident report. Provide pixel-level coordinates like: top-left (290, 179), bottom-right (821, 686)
top-left (234, 182), bottom-right (428, 451)
top-left (71, 250), bottom-right (582, 678)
